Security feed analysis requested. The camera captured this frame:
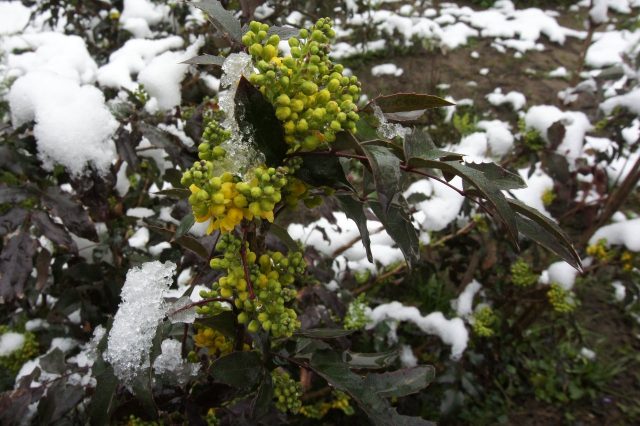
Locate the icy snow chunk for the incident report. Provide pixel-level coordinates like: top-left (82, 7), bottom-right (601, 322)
top-left (612, 281), bottom-right (626, 302)
top-left (371, 63), bottom-right (404, 77)
top-left (367, 302), bottom-right (468, 360)
top-left (399, 345), bottom-right (418, 368)
top-left (544, 261), bottom-right (579, 290)
top-left (105, 262), bottom-right (176, 385)
top-left (0, 332), bottom-right (25, 357)
top-left (586, 31), bottom-right (640, 68)
top-left (580, 347), bottom-right (596, 360)
top-left (601, 88), bottom-right (640, 116)
top-left (510, 164), bottom-right (554, 217)
top-left (589, 0), bottom-right (632, 24)
top-left (120, 0), bottom-right (169, 38)
top-left (0, 2), bottom-right (31, 35)
top-left (126, 207), bottom-right (155, 218)
top-left (486, 88), bottom-right (526, 111)
top-left (153, 339), bottom-right (199, 385)
top-left (590, 218), bottom-right (640, 251)
top-left (409, 177), bottom-right (465, 232)
top-left (452, 280), bottom-right (482, 318)
top-left (373, 104), bottom-right (410, 140)
top-left (51, 337), bottom-right (78, 353)
top-left (8, 71), bottom-right (118, 176)
top-left (439, 22), bottom-right (478, 50)
top-left (549, 66), bottom-right (569, 78)
top-left (97, 36), bottom-right (185, 90)
top-left (128, 227), bottom-right (150, 249)
top-left (6, 32), bottom-right (98, 84)
top-left (477, 120), bottom-right (514, 156)
top-left (149, 241), bottom-right (171, 256)
top-left (218, 52), bottom-right (265, 176)
top-left (167, 296), bottom-right (197, 324)
top-left (138, 38), bottom-right (204, 110)
top-left (621, 119), bottom-right (640, 144)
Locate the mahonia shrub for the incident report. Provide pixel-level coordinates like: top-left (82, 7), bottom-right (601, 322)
top-left (0, 1), bottom-right (588, 425)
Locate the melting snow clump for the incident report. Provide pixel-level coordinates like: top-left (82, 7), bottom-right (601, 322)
top-left (366, 301), bottom-right (468, 360)
top-left (153, 339), bottom-right (200, 386)
top-left (105, 261), bottom-right (176, 385)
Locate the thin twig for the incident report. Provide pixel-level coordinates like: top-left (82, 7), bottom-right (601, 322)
top-left (167, 297), bottom-right (231, 317)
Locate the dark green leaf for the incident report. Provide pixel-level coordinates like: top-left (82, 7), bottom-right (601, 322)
top-left (508, 199), bottom-right (581, 270)
top-left (0, 208), bottom-right (27, 237)
top-left (163, 169), bottom-right (185, 188)
top-left (234, 77), bottom-right (287, 167)
top-left (88, 364), bottom-right (118, 426)
top-left (294, 328), bottom-right (355, 339)
top-left (31, 211), bottom-right (76, 252)
top-left (250, 374), bottom-right (274, 419)
top-left (411, 160), bottom-right (519, 247)
top-left (370, 200), bottom-right (420, 266)
top-left (148, 225), bottom-right (209, 260)
top-left (366, 93), bottom-right (454, 114)
top-left (355, 116), bottom-right (380, 141)
top-left (0, 232), bottom-right (36, 303)
top-left (181, 54), bottom-right (225, 66)
top-left (343, 349), bottom-right (398, 369)
top-left (294, 338), bottom-right (331, 359)
top-left (0, 186), bottom-right (30, 204)
top-left (131, 373), bottom-right (158, 419)
top-left (191, 0), bottom-right (242, 41)
top-left (333, 131), bottom-right (364, 153)
top-left (175, 213), bottom-right (195, 239)
top-left (403, 128), bottom-right (463, 164)
top-left (36, 382), bottom-right (84, 424)
top-left (335, 195), bottom-right (373, 262)
top-left (295, 154), bottom-right (352, 190)
top-left (465, 162), bottom-right (525, 190)
top-left (309, 350), bottom-right (434, 426)
top-left (39, 348), bottom-right (66, 375)
top-left (137, 122), bottom-right (184, 168)
top-left (211, 351), bottom-right (263, 389)
top-left (267, 26), bottom-right (300, 39)
top-left (364, 366), bottom-right (436, 398)
top-left (198, 311), bottom-right (236, 339)
top-left (269, 223), bottom-right (299, 252)
top-left (42, 187), bottom-right (98, 241)
top-left (154, 188), bottom-right (190, 198)
top-left (362, 145), bottom-right (402, 214)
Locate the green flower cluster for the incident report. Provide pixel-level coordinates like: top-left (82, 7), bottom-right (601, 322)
top-left (244, 18), bottom-right (361, 152)
top-left (199, 234), bottom-right (305, 338)
top-left (181, 120), bottom-right (289, 233)
top-left (0, 326), bottom-right (38, 374)
top-left (547, 283), bottom-right (577, 313)
top-left (471, 306), bottom-right (496, 337)
top-left (300, 390), bottom-right (354, 419)
top-left (272, 369), bottom-right (302, 414)
top-left (510, 258), bottom-right (539, 287)
top-left (343, 294), bottom-right (369, 330)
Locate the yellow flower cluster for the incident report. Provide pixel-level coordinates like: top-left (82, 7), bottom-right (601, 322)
top-left (193, 326), bottom-right (233, 356)
top-left (300, 390), bottom-right (354, 419)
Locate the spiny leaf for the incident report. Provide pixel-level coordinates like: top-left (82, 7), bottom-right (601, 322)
top-left (362, 144), bottom-right (402, 214)
top-left (335, 195), bottom-right (373, 263)
top-left (211, 351), bottom-right (263, 389)
top-left (508, 198), bottom-right (581, 270)
top-left (295, 154), bottom-right (352, 190)
top-left (181, 54), bottom-right (225, 66)
top-left (294, 328), bottom-right (355, 339)
top-left (234, 77), bottom-right (288, 167)
top-left (370, 200), bottom-right (420, 266)
top-left (175, 213), bottom-right (195, 239)
top-left (465, 162), bottom-right (525, 190)
top-left (31, 211), bottom-right (76, 252)
top-left (0, 232), bottom-right (36, 302)
top-left (364, 366), bottom-right (436, 398)
top-left (269, 223), bottom-right (300, 252)
top-left (153, 188), bottom-right (190, 199)
top-left (148, 225), bottom-right (209, 260)
top-left (343, 349), bottom-right (398, 369)
top-left (42, 187), bottom-right (98, 242)
top-left (365, 93), bottom-right (454, 114)
top-left (403, 128), bottom-right (462, 164)
top-left (410, 159), bottom-right (519, 247)
top-left (191, 0), bottom-right (242, 42)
